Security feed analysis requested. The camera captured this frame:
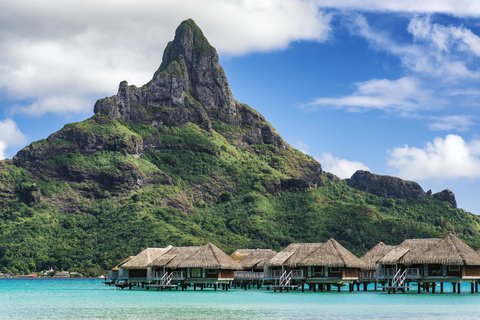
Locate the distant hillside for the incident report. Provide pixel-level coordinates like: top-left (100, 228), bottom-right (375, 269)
top-left (1, 19), bottom-right (479, 275)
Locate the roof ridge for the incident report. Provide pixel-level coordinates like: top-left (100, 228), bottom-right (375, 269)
top-left (329, 239), bottom-right (347, 266)
top-left (448, 235), bottom-right (467, 264)
top-left (208, 243), bottom-right (221, 265)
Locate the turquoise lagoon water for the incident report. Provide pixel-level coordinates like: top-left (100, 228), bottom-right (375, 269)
top-left (1, 279), bottom-right (480, 319)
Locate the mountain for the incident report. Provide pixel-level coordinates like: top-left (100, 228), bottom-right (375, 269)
top-left (1, 19), bottom-right (479, 275)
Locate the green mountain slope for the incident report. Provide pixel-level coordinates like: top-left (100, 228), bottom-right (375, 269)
top-left (1, 19), bottom-right (479, 275)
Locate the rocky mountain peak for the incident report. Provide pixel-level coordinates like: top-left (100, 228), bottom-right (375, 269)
top-left (347, 170), bottom-right (426, 200)
top-left (152, 19), bottom-right (235, 113)
top-left (94, 19), bottom-right (237, 127)
top-left (433, 189), bottom-right (457, 208)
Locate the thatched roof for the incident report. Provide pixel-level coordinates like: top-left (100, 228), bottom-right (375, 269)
top-left (111, 256), bottom-right (134, 271)
top-left (379, 247), bottom-right (410, 265)
top-left (148, 243), bottom-right (241, 270)
top-left (378, 234), bottom-right (480, 266)
top-left (301, 239), bottom-right (365, 268)
top-left (230, 249), bottom-right (255, 262)
top-left (267, 240), bottom-right (362, 268)
top-left (378, 239), bottom-right (439, 265)
top-left (268, 243), bottom-right (322, 267)
top-left (149, 246), bottom-right (200, 268)
top-left (178, 243), bottom-right (241, 269)
top-left (121, 246), bottom-right (173, 270)
top-left (237, 249), bottom-right (277, 269)
top-left (360, 242), bottom-right (395, 270)
top-left (404, 234), bottom-right (480, 265)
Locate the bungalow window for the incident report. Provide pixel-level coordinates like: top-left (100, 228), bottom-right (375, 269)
top-left (448, 265), bottom-right (461, 271)
top-left (206, 269), bottom-right (217, 275)
top-left (330, 267), bottom-right (341, 273)
top-left (312, 266), bottom-right (324, 277)
top-left (191, 268), bottom-right (202, 278)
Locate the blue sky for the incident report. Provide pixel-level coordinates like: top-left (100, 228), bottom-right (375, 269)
top-left (0, 1), bottom-right (479, 213)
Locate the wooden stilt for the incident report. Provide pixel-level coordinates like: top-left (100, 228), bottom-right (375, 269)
top-left (374, 282), bottom-right (377, 291)
top-left (338, 284), bottom-right (341, 292)
top-left (452, 282), bottom-right (456, 293)
top-left (417, 282), bottom-right (421, 294)
top-left (363, 283), bottom-right (368, 291)
top-left (457, 283), bottom-right (461, 294)
top-left (432, 282), bottom-right (436, 294)
top-left (301, 284), bottom-right (305, 292)
top-left (313, 283), bottom-right (317, 292)
top-left (471, 282), bottom-right (475, 294)
top-left (440, 282), bottom-right (444, 293)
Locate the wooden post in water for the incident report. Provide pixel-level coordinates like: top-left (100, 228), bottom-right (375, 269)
top-left (457, 283), bottom-right (461, 294)
top-left (338, 284), bottom-right (341, 292)
top-left (471, 282), bottom-right (475, 294)
top-left (417, 282), bottom-right (421, 294)
top-left (374, 282), bottom-right (377, 291)
top-left (440, 282), bottom-right (444, 293)
top-left (432, 282), bottom-right (436, 294)
top-left (452, 282), bottom-right (456, 293)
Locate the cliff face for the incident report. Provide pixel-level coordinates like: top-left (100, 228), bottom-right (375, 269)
top-left (346, 171), bottom-right (458, 208)
top-left (0, 19), bottom-right (477, 275)
top-left (347, 171), bottom-right (426, 200)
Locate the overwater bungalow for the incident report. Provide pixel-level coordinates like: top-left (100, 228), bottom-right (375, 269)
top-left (233, 249), bottom-right (277, 283)
top-left (119, 246), bottom-right (172, 285)
top-left (148, 243), bottom-right (241, 290)
top-left (107, 256), bottom-right (134, 284)
top-left (376, 234), bottom-right (480, 293)
top-left (266, 239), bottom-right (364, 292)
top-left (359, 242), bottom-right (394, 289)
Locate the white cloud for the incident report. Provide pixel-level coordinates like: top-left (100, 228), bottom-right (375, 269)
top-left (0, 118), bottom-right (26, 160)
top-left (388, 134), bottom-right (480, 180)
top-left (318, 153), bottom-right (370, 179)
top-left (428, 115), bottom-right (474, 132)
top-left (408, 16), bottom-right (480, 57)
top-left (317, 0), bottom-right (480, 17)
top-left (0, 0), bottom-right (331, 117)
top-left (309, 77), bottom-right (437, 112)
top-left (308, 14), bottom-right (480, 129)
top-left (347, 14), bottom-right (480, 81)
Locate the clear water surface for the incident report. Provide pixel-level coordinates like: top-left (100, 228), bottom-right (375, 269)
top-left (1, 279), bottom-right (480, 320)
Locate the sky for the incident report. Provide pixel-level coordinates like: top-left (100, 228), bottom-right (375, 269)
top-left (0, 0), bottom-right (479, 213)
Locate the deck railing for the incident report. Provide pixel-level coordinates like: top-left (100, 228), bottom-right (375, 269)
top-left (266, 270), bottom-right (305, 280)
top-left (406, 268), bottom-right (421, 279)
top-left (377, 268), bottom-right (397, 279)
top-left (234, 271), bottom-right (265, 280)
top-left (290, 270), bottom-right (305, 279)
top-left (148, 271), bottom-right (185, 281)
top-left (266, 270), bottom-right (283, 279)
top-left (360, 271), bottom-right (376, 280)
top-left (171, 271), bottom-right (185, 280)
